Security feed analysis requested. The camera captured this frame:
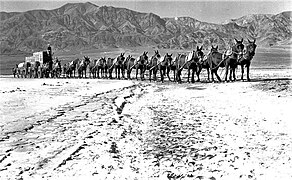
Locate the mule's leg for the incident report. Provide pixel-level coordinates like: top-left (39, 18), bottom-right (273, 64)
top-left (191, 68), bottom-right (195, 83)
top-left (207, 68), bottom-right (210, 82)
top-left (149, 69), bottom-right (152, 82)
top-left (196, 70), bottom-right (200, 82)
top-left (118, 68), bottom-right (121, 80)
top-left (214, 69), bottom-right (222, 82)
top-left (246, 62), bottom-right (251, 81)
top-left (232, 67), bottom-right (236, 81)
top-left (140, 68), bottom-right (143, 81)
top-left (128, 69), bottom-right (132, 80)
top-left (224, 64), bottom-right (229, 82)
top-left (176, 70), bottom-right (181, 83)
top-left (119, 67), bottom-right (121, 79)
top-left (187, 69), bottom-right (190, 83)
top-left (240, 64), bottom-right (244, 81)
top-left (122, 67), bottom-right (125, 79)
top-left (167, 67), bottom-right (172, 82)
top-left (229, 68), bottom-right (233, 81)
top-left (136, 68), bottom-right (138, 80)
top-left (160, 69), bottom-right (164, 83)
top-left (173, 69), bottom-right (176, 82)
top-left (97, 68), bottom-right (100, 79)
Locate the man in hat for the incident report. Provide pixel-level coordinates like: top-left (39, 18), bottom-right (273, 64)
top-left (47, 44), bottom-right (52, 57)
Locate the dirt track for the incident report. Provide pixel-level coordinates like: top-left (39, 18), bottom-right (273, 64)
top-left (0, 78), bottom-right (291, 180)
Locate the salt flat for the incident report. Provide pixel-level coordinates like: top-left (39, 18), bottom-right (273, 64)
top-left (0, 71), bottom-right (291, 180)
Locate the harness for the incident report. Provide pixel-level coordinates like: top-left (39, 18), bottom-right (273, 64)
top-left (149, 55), bottom-right (165, 71)
top-left (209, 49), bottom-right (242, 70)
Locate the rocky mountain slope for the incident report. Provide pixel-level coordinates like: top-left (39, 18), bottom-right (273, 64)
top-left (0, 2), bottom-right (291, 54)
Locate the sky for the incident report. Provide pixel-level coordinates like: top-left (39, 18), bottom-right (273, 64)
top-left (0, 0), bottom-right (291, 23)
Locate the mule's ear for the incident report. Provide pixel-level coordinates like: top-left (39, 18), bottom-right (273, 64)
top-left (197, 46), bottom-right (200, 50)
top-left (241, 38), bottom-right (243, 43)
top-left (146, 51), bottom-right (148, 55)
top-left (170, 53), bottom-right (172, 57)
top-left (200, 46), bottom-right (203, 50)
top-left (254, 39), bottom-right (256, 43)
top-left (234, 38), bottom-right (238, 43)
top-left (216, 45), bottom-right (218, 50)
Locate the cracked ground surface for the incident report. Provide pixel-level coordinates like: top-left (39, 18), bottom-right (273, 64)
top-left (0, 78), bottom-right (291, 180)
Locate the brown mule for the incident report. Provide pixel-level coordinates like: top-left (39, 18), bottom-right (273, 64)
top-left (238, 39), bottom-right (257, 81)
top-left (147, 50), bottom-right (160, 82)
top-left (176, 46), bottom-right (204, 83)
top-left (207, 39), bottom-right (244, 82)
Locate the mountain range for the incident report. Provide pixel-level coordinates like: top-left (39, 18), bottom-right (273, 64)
top-left (0, 2), bottom-right (291, 54)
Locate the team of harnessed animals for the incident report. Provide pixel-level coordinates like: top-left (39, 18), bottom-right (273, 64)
top-left (13, 39), bottom-right (257, 82)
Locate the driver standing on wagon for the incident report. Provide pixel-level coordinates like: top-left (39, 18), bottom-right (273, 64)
top-left (47, 44), bottom-right (53, 70)
top-left (47, 44), bottom-right (52, 57)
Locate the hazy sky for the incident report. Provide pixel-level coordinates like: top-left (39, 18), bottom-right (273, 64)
top-left (0, 0), bottom-right (291, 23)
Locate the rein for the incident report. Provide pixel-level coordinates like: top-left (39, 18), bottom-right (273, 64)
top-left (178, 54), bottom-right (198, 72)
top-left (108, 61), bottom-right (116, 70)
top-left (130, 58), bottom-right (140, 70)
top-left (149, 60), bottom-right (161, 71)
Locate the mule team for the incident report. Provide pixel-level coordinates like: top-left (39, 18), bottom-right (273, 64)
top-left (13, 38), bottom-right (257, 82)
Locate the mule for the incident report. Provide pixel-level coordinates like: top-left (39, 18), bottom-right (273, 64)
top-left (176, 46), bottom-right (204, 83)
top-left (67, 58), bottom-right (80, 78)
top-left (62, 63), bottom-right (68, 78)
top-left (125, 55), bottom-right (136, 80)
top-left (31, 61), bottom-right (41, 78)
top-left (114, 53), bottom-right (126, 79)
top-left (237, 39), bottom-right (257, 81)
top-left (134, 52), bottom-right (148, 80)
top-left (89, 59), bottom-right (98, 78)
top-left (17, 62), bottom-right (31, 78)
top-left (208, 39), bottom-right (244, 82)
top-left (12, 64), bottom-right (18, 78)
top-left (158, 53), bottom-right (173, 83)
top-left (96, 57), bottom-right (107, 78)
top-left (40, 62), bottom-right (51, 78)
top-left (77, 56), bottom-right (90, 78)
top-left (196, 55), bottom-right (210, 82)
top-left (106, 58), bottom-right (115, 79)
top-left (166, 55), bottom-right (177, 82)
top-left (147, 50), bottom-right (160, 82)
top-left (52, 60), bottom-right (62, 78)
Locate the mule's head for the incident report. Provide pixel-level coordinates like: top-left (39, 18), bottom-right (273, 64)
top-left (196, 46), bottom-right (204, 59)
top-left (247, 39), bottom-right (257, 56)
top-left (154, 50), bottom-right (160, 57)
top-left (210, 45), bottom-right (219, 53)
top-left (126, 55), bottom-right (132, 61)
top-left (139, 51), bottom-right (148, 64)
top-left (164, 53), bottom-right (173, 65)
top-left (151, 50), bottom-right (161, 61)
top-left (142, 51), bottom-right (148, 60)
top-left (234, 38), bottom-right (244, 53)
top-left (83, 56), bottom-right (90, 65)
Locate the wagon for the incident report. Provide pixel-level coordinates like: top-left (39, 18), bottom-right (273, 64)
top-left (22, 51), bottom-right (52, 78)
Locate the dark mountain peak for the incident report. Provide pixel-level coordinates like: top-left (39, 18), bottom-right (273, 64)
top-left (55, 2), bottom-right (99, 15)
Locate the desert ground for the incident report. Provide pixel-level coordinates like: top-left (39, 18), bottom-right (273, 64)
top-left (0, 66), bottom-right (291, 180)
